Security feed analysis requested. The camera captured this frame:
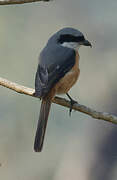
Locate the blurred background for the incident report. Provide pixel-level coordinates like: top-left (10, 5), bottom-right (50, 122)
top-left (0, 0), bottom-right (117, 179)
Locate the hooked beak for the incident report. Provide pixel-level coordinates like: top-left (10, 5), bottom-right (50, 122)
top-left (82, 40), bottom-right (92, 47)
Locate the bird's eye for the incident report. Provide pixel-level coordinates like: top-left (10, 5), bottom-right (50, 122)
top-left (58, 34), bottom-right (77, 43)
top-left (76, 36), bottom-right (85, 42)
top-left (58, 34), bottom-right (85, 43)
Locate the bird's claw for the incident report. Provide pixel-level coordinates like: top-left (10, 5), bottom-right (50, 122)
top-left (69, 99), bottom-right (77, 116)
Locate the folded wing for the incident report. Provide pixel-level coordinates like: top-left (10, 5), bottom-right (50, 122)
top-left (35, 46), bottom-right (76, 98)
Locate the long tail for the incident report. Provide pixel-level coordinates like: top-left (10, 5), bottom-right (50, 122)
top-left (34, 99), bottom-right (52, 152)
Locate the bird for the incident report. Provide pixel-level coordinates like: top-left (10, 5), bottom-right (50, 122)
top-left (34, 27), bottom-right (92, 152)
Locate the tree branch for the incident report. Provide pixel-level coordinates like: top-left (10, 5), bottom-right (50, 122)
top-left (0, 77), bottom-right (117, 125)
top-left (0, 0), bottom-right (50, 5)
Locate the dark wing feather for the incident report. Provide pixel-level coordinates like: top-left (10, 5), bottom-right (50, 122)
top-left (35, 47), bottom-right (76, 98)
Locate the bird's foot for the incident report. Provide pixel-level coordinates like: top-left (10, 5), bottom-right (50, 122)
top-left (66, 93), bottom-right (78, 116)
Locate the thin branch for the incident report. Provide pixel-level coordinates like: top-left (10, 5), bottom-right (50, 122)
top-left (0, 0), bottom-right (50, 5)
top-left (0, 77), bottom-right (117, 125)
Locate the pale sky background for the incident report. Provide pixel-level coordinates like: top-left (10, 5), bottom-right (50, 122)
top-left (0, 0), bottom-right (117, 180)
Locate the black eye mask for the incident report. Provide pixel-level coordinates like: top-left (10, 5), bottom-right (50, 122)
top-left (58, 34), bottom-right (85, 43)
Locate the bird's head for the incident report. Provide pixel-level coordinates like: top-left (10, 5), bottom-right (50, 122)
top-left (48, 27), bottom-right (92, 50)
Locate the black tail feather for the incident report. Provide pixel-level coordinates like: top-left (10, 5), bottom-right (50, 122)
top-left (34, 99), bottom-right (51, 152)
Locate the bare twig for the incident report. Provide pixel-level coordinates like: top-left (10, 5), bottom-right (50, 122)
top-left (0, 77), bottom-right (117, 125)
top-left (0, 0), bottom-right (50, 5)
